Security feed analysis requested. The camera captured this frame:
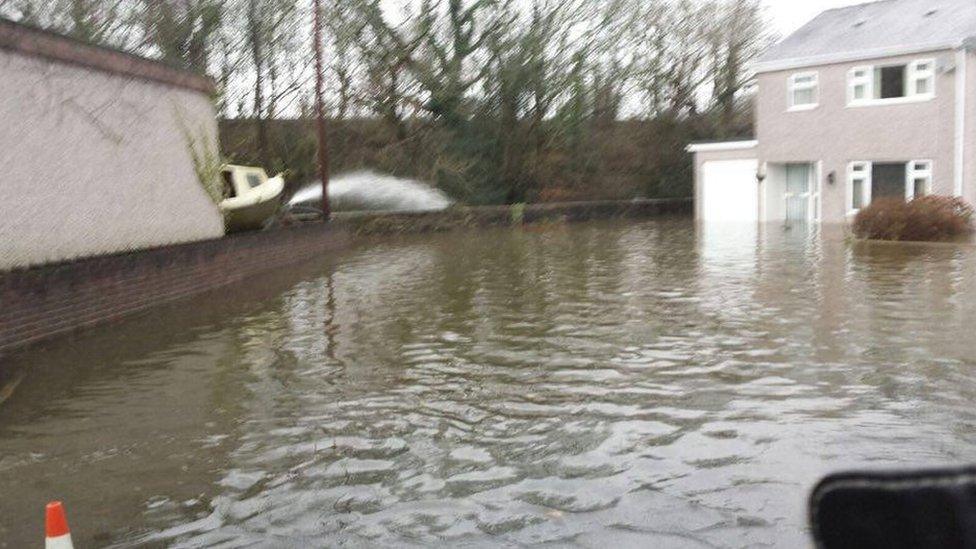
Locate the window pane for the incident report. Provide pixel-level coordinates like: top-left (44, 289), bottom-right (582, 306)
top-left (786, 164), bottom-right (810, 193)
top-left (872, 162), bottom-right (906, 199)
top-left (914, 178), bottom-right (928, 197)
top-left (879, 65), bottom-right (906, 99)
top-left (852, 179), bottom-right (863, 209)
top-left (915, 78), bottom-right (930, 95)
top-left (793, 89), bottom-right (815, 105)
top-left (854, 84), bottom-right (866, 100)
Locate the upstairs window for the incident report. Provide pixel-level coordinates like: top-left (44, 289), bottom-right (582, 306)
top-left (788, 72), bottom-right (819, 110)
top-left (848, 59), bottom-right (935, 105)
top-left (877, 66), bottom-right (906, 98)
top-left (849, 67), bottom-right (873, 101)
top-left (909, 60), bottom-right (935, 96)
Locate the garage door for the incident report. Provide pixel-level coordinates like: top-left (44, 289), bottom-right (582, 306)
top-left (701, 159), bottom-right (759, 222)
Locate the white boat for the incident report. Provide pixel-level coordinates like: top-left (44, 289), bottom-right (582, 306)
top-left (219, 164), bottom-right (285, 233)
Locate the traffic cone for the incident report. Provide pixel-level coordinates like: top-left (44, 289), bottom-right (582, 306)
top-left (45, 501), bottom-right (74, 549)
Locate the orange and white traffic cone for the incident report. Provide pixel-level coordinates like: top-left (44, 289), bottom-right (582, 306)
top-left (45, 501), bottom-right (74, 549)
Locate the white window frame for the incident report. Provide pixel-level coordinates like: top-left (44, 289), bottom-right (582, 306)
top-left (908, 59), bottom-right (936, 98)
top-left (809, 162), bottom-right (823, 223)
top-left (788, 71), bottom-right (819, 111)
top-left (847, 161), bottom-right (872, 214)
top-left (848, 66), bottom-right (874, 104)
top-left (847, 160), bottom-right (934, 213)
top-left (847, 58), bottom-right (936, 107)
top-left (906, 160), bottom-right (933, 199)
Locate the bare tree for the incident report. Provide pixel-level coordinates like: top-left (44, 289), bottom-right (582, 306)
top-left (707, 0), bottom-right (770, 135)
top-left (240, 0), bottom-right (301, 168)
top-left (0, 0), bottom-right (774, 203)
top-left (325, 0), bottom-right (361, 119)
top-left (632, 0), bottom-right (714, 119)
top-left (2, 0), bottom-right (138, 47)
top-left (140, 0), bottom-right (223, 72)
top-left (348, 0), bottom-right (512, 127)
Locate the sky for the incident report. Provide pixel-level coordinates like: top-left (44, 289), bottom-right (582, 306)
top-left (765, 0), bottom-right (873, 35)
top-left (378, 0), bottom-right (881, 38)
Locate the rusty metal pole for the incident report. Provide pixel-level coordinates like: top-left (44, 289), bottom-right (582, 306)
top-left (313, 0), bottom-right (331, 220)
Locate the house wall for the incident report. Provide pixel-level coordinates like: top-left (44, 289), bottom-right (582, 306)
top-left (756, 50), bottom-right (958, 223)
top-left (0, 21), bottom-right (224, 270)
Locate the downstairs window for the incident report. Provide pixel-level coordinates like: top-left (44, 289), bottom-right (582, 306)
top-left (847, 161), bottom-right (933, 213)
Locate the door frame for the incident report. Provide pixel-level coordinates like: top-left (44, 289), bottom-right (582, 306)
top-left (775, 161), bottom-right (821, 224)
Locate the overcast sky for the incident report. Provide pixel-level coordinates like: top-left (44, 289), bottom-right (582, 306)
top-left (765, 0), bottom-right (871, 35)
top-left (379, 0), bottom-right (879, 38)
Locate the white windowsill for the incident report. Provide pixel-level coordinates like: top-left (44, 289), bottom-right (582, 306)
top-left (787, 104), bottom-right (819, 112)
top-left (847, 95), bottom-right (935, 108)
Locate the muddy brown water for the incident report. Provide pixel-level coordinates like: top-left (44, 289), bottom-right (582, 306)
top-left (3, 219), bottom-right (976, 548)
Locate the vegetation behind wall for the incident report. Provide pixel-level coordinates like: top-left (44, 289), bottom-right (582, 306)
top-left (3, 0), bottom-right (770, 205)
top-left (220, 107), bottom-right (753, 204)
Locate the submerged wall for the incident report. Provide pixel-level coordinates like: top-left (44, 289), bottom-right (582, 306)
top-left (0, 20), bottom-right (224, 270)
top-left (0, 223), bottom-right (353, 354)
top-left (0, 199), bottom-right (691, 355)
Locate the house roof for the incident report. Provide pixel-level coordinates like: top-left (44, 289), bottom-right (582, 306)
top-left (755, 0), bottom-right (976, 72)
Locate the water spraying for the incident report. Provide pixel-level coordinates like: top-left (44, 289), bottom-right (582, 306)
top-left (288, 170), bottom-right (452, 213)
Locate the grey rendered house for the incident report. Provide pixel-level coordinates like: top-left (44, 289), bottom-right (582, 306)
top-left (690, 0), bottom-right (976, 224)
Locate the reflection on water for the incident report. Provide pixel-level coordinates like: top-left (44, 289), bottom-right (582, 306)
top-left (3, 219), bottom-right (976, 547)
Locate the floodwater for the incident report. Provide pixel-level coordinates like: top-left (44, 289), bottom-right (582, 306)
top-left (3, 219), bottom-right (976, 548)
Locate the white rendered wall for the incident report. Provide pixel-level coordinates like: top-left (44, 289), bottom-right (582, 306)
top-left (0, 49), bottom-right (224, 269)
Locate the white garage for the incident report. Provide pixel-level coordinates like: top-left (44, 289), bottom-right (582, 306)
top-left (701, 159), bottom-right (759, 222)
top-left (688, 141), bottom-right (760, 223)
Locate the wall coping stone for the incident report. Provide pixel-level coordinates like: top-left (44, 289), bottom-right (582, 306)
top-left (0, 17), bottom-right (214, 94)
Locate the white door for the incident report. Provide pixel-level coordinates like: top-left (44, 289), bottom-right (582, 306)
top-left (701, 159), bottom-right (759, 222)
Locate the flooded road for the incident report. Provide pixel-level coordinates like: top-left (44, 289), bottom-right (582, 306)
top-left (3, 219), bottom-right (976, 547)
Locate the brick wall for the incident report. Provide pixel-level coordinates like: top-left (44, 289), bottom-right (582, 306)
top-left (0, 223), bottom-right (350, 355)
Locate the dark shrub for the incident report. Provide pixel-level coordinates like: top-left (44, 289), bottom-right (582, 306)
top-left (852, 196), bottom-right (974, 241)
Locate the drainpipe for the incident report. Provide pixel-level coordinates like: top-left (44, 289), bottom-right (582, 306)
top-left (955, 45), bottom-right (969, 198)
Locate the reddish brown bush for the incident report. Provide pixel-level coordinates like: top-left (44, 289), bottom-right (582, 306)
top-left (852, 196), bottom-right (974, 241)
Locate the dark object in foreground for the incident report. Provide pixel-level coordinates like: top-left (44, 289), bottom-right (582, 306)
top-left (811, 466), bottom-right (976, 549)
top-left (852, 196), bottom-right (974, 242)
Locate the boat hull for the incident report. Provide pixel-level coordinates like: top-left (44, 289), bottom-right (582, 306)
top-left (219, 176), bottom-right (285, 233)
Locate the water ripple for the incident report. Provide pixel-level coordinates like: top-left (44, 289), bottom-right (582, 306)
top-left (2, 220), bottom-right (976, 547)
